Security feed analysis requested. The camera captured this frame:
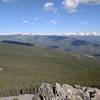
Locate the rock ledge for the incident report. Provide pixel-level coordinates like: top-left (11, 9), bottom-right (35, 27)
top-left (33, 83), bottom-right (100, 100)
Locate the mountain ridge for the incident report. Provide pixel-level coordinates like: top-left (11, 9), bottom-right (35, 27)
top-left (0, 32), bottom-right (100, 36)
top-left (0, 35), bottom-right (100, 59)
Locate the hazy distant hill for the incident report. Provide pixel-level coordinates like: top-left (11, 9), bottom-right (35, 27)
top-left (0, 35), bottom-right (100, 58)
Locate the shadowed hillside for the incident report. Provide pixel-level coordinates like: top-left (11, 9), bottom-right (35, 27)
top-left (1, 40), bottom-right (33, 46)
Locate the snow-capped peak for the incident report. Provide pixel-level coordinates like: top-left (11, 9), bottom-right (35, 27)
top-left (62, 32), bottom-right (100, 36)
top-left (0, 32), bottom-right (100, 36)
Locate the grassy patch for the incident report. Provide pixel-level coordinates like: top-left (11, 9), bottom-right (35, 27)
top-left (0, 43), bottom-right (100, 96)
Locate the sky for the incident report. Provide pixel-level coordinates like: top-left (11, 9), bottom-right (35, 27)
top-left (0, 0), bottom-right (100, 34)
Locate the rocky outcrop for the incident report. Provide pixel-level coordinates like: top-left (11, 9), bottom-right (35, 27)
top-left (33, 83), bottom-right (100, 100)
top-left (0, 83), bottom-right (100, 100)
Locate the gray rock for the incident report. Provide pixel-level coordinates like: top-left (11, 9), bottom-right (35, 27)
top-left (91, 88), bottom-right (100, 100)
top-left (33, 94), bottom-right (41, 100)
top-left (75, 85), bottom-right (82, 89)
top-left (0, 83), bottom-right (100, 100)
top-left (33, 83), bottom-right (100, 100)
top-left (83, 91), bottom-right (90, 100)
top-left (38, 82), bottom-right (54, 100)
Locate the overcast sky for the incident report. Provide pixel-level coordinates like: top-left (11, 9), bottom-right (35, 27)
top-left (0, 0), bottom-right (100, 34)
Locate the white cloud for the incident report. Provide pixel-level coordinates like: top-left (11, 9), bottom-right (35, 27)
top-left (80, 0), bottom-right (100, 4)
top-left (62, 0), bottom-right (100, 13)
top-left (49, 19), bottom-right (57, 24)
top-left (53, 8), bottom-right (58, 13)
top-left (22, 20), bottom-right (29, 23)
top-left (21, 18), bottom-right (29, 24)
top-left (1, 0), bottom-right (18, 3)
top-left (43, 2), bottom-right (57, 13)
top-left (34, 16), bottom-right (43, 20)
top-left (63, 0), bottom-right (79, 13)
top-left (81, 21), bottom-right (88, 25)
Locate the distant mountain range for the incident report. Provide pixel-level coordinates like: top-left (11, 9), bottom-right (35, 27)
top-left (0, 34), bottom-right (100, 58)
top-left (0, 32), bottom-right (100, 36)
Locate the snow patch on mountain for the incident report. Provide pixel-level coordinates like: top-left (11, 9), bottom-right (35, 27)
top-left (0, 32), bottom-right (100, 36)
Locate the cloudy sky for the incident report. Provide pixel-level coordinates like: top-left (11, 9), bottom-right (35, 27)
top-left (0, 0), bottom-right (100, 33)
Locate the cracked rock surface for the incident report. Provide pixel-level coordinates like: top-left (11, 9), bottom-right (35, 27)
top-left (33, 83), bottom-right (100, 100)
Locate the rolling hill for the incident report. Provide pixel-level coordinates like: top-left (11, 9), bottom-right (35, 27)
top-left (0, 35), bottom-right (100, 58)
top-left (0, 41), bottom-right (100, 96)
